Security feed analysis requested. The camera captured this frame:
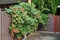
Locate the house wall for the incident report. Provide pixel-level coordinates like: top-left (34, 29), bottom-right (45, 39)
top-left (0, 0), bottom-right (17, 4)
top-left (0, 0), bottom-right (27, 4)
top-left (0, 0), bottom-right (27, 10)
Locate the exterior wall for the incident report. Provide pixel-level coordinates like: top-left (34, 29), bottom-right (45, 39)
top-left (0, 0), bottom-right (17, 4)
top-left (0, 0), bottom-right (27, 10)
top-left (0, 0), bottom-right (27, 4)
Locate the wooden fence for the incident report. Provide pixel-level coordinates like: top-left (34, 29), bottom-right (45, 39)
top-left (0, 8), bottom-right (60, 40)
top-left (0, 9), bottom-right (13, 40)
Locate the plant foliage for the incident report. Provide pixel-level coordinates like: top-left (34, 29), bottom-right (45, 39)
top-left (5, 3), bottom-right (48, 39)
top-left (5, 2), bottom-right (49, 39)
top-left (32, 0), bottom-right (58, 15)
top-left (45, 0), bottom-right (57, 15)
top-left (57, 0), bottom-right (60, 5)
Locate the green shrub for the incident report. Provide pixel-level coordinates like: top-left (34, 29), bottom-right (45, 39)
top-left (5, 3), bottom-right (40, 39)
top-left (32, 0), bottom-right (58, 15)
top-left (57, 0), bottom-right (60, 5)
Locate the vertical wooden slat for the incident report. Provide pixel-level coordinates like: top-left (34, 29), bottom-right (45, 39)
top-left (1, 11), bottom-right (7, 40)
top-left (54, 16), bottom-right (57, 33)
top-left (57, 16), bottom-right (60, 32)
top-left (5, 12), bottom-right (11, 40)
top-left (0, 9), bottom-right (1, 40)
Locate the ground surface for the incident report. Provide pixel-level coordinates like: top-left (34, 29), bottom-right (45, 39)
top-left (25, 31), bottom-right (60, 40)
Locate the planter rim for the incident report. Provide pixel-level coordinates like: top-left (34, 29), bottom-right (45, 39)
top-left (35, 31), bottom-right (60, 34)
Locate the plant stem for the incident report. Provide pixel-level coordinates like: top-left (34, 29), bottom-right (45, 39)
top-left (23, 35), bottom-right (27, 40)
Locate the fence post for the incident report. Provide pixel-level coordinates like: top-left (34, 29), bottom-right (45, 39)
top-left (28, 0), bottom-right (31, 4)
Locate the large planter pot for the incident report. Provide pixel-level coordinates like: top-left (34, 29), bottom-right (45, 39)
top-left (25, 31), bottom-right (60, 40)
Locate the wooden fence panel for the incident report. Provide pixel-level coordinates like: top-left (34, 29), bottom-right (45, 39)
top-left (57, 16), bottom-right (60, 32)
top-left (0, 10), bottom-right (60, 40)
top-left (1, 11), bottom-right (12, 40)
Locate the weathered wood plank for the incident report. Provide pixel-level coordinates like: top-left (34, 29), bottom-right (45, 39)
top-left (5, 13), bottom-right (12, 40)
top-left (1, 11), bottom-right (12, 40)
top-left (1, 11), bottom-right (7, 40)
top-left (57, 16), bottom-right (60, 32)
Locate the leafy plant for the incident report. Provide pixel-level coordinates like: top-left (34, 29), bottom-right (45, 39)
top-left (45, 0), bottom-right (57, 15)
top-left (32, 0), bottom-right (49, 30)
top-left (5, 3), bottom-right (42, 39)
top-left (32, 0), bottom-right (58, 15)
top-left (57, 0), bottom-right (60, 6)
top-left (32, 0), bottom-right (49, 11)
